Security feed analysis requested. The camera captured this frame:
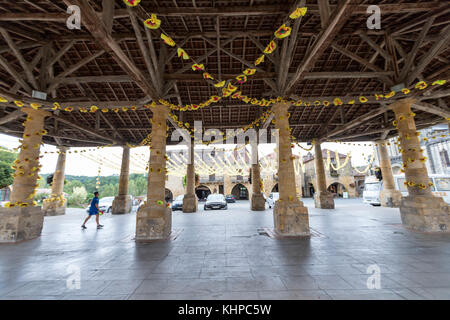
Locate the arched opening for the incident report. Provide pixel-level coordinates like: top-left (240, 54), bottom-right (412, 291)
top-left (307, 183), bottom-right (314, 197)
top-left (165, 189), bottom-right (173, 203)
top-left (231, 184), bottom-right (249, 200)
top-left (271, 184), bottom-right (279, 193)
top-left (327, 182), bottom-right (347, 197)
top-left (195, 185), bottom-right (211, 201)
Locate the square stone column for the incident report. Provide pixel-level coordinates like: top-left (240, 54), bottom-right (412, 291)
top-left (313, 140), bottom-right (335, 209)
top-left (0, 108), bottom-right (50, 242)
top-left (250, 143), bottom-right (265, 211)
top-left (183, 141), bottom-right (198, 212)
top-left (272, 102), bottom-right (310, 236)
top-left (112, 146), bottom-right (132, 214)
top-left (391, 98), bottom-right (449, 232)
top-left (43, 146), bottom-right (67, 216)
top-left (375, 140), bottom-right (403, 207)
top-left (135, 105), bottom-right (172, 241)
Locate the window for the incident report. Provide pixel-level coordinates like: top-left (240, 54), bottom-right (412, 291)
top-left (435, 178), bottom-right (450, 191)
top-left (364, 183), bottom-right (381, 192)
top-left (440, 149), bottom-right (450, 167)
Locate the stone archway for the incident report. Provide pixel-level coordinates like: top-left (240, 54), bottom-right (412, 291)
top-left (195, 185), bottom-right (211, 201)
top-left (165, 188), bottom-right (174, 203)
top-left (231, 183), bottom-right (249, 200)
top-left (271, 183), bottom-right (279, 193)
top-left (327, 182), bottom-right (347, 197)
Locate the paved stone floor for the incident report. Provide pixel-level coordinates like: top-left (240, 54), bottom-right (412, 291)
top-left (1, 198), bottom-right (450, 300)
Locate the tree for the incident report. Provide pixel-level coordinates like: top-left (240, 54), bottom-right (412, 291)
top-left (0, 149), bottom-right (16, 189)
top-left (68, 186), bottom-right (87, 207)
top-left (0, 161), bottom-right (13, 189)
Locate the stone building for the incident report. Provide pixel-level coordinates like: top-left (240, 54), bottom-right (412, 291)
top-left (376, 124), bottom-right (450, 176)
top-left (302, 149), bottom-right (367, 198)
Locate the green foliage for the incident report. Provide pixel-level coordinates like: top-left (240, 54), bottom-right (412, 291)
top-left (35, 192), bottom-right (49, 203)
top-left (68, 186), bottom-right (88, 207)
top-left (0, 149), bottom-right (17, 189)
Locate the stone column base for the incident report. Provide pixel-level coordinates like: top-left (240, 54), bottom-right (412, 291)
top-left (112, 195), bottom-right (133, 214)
top-left (314, 191), bottom-right (335, 209)
top-left (380, 189), bottom-right (403, 207)
top-left (251, 193), bottom-right (266, 211)
top-left (136, 204), bottom-right (172, 241)
top-left (42, 201), bottom-right (66, 216)
top-left (0, 206), bottom-right (44, 243)
top-left (182, 194), bottom-right (198, 213)
top-left (400, 195), bottom-right (450, 232)
top-left (273, 200), bottom-right (310, 236)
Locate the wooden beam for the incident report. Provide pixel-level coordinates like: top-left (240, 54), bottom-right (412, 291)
top-left (285, 0), bottom-right (352, 96)
top-left (63, 0), bottom-right (160, 101)
top-left (399, 17), bottom-right (436, 82)
top-left (406, 25), bottom-right (450, 85)
top-left (0, 110), bottom-right (24, 125)
top-left (0, 55), bottom-right (33, 94)
top-left (47, 40), bottom-right (76, 69)
top-left (56, 71), bottom-right (395, 84)
top-left (358, 32), bottom-right (391, 61)
top-left (128, 7), bottom-right (160, 94)
top-left (412, 102), bottom-right (450, 119)
top-left (0, 28), bottom-right (38, 90)
top-left (102, 0), bottom-right (114, 35)
top-left (321, 104), bottom-right (392, 139)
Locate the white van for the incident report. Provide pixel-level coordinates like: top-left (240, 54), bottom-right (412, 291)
top-left (363, 174), bottom-right (450, 206)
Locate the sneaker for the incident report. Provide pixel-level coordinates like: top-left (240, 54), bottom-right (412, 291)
top-left (97, 225), bottom-right (104, 229)
top-left (81, 225), bottom-right (87, 229)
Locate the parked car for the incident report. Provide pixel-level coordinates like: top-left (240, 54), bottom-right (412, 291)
top-left (171, 195), bottom-right (184, 211)
top-left (363, 174), bottom-right (450, 206)
top-left (266, 192), bottom-right (279, 209)
top-left (225, 194), bottom-right (236, 203)
top-left (86, 196), bottom-right (114, 213)
top-left (204, 194), bottom-right (227, 210)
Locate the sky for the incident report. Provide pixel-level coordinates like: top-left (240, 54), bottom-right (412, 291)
top-left (0, 133), bottom-right (375, 177)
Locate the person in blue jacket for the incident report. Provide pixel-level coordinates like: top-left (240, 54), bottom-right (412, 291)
top-left (81, 191), bottom-right (104, 229)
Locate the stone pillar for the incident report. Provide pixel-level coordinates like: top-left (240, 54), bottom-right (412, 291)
top-left (183, 141), bottom-right (198, 212)
top-left (112, 146), bottom-right (132, 214)
top-left (135, 105), bottom-right (172, 240)
top-left (224, 174), bottom-right (232, 196)
top-left (313, 141), bottom-right (335, 209)
top-left (0, 108), bottom-right (50, 243)
top-left (272, 102), bottom-right (310, 236)
top-left (250, 143), bottom-right (265, 210)
top-left (376, 139), bottom-right (403, 207)
top-left (391, 98), bottom-right (449, 232)
top-left (43, 146), bottom-right (67, 216)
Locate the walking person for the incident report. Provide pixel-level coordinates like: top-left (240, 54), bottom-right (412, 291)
top-left (81, 191), bottom-right (104, 229)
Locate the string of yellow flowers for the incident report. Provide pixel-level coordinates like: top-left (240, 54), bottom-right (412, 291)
top-left (353, 150), bottom-right (376, 174)
top-left (0, 80), bottom-right (445, 116)
top-left (123, 0), bottom-right (307, 94)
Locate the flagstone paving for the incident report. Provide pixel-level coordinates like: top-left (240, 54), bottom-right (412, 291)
top-left (1, 199), bottom-right (450, 300)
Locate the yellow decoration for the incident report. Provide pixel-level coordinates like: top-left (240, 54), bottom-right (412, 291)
top-left (243, 68), bottom-right (256, 76)
top-left (14, 100), bottom-right (24, 107)
top-left (432, 80), bottom-right (446, 86)
top-left (203, 72), bottom-right (214, 80)
top-left (30, 103), bottom-right (41, 109)
top-left (144, 14), bottom-right (161, 30)
top-left (177, 48), bottom-right (189, 60)
top-left (359, 96), bottom-right (368, 103)
top-left (264, 41), bottom-right (277, 54)
top-left (274, 24), bottom-right (292, 39)
top-left (0, 96), bottom-right (8, 103)
top-left (289, 7), bottom-right (307, 19)
top-left (161, 33), bottom-right (176, 47)
top-left (255, 55), bottom-right (265, 66)
top-left (401, 88), bottom-right (410, 94)
top-left (123, 0), bottom-right (141, 6)
top-left (192, 64), bottom-right (205, 71)
top-left (415, 81), bottom-right (427, 90)
top-left (90, 106), bottom-right (98, 113)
